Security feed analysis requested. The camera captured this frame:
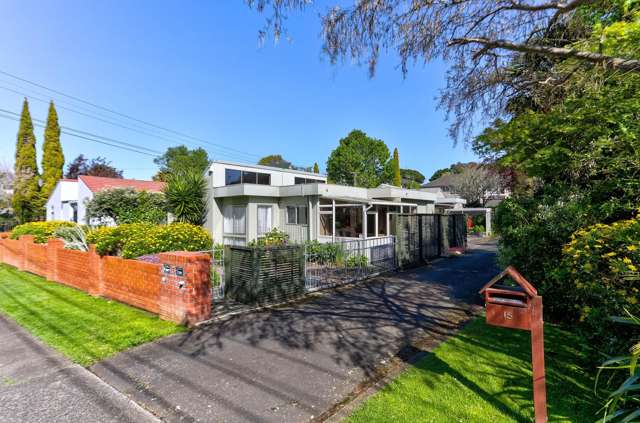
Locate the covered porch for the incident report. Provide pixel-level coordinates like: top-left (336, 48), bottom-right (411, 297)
top-left (317, 197), bottom-right (417, 242)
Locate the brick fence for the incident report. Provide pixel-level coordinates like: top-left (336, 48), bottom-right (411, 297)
top-left (0, 235), bottom-right (212, 326)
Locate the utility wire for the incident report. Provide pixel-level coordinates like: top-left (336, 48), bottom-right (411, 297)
top-left (0, 112), bottom-right (158, 157)
top-left (0, 69), bottom-right (262, 159)
top-left (0, 84), bottom-right (259, 162)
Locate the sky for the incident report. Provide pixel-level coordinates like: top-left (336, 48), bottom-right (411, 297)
top-left (0, 0), bottom-right (478, 181)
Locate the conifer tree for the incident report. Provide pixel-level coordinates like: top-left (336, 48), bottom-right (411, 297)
top-left (41, 101), bottom-right (64, 203)
top-left (313, 162), bottom-right (319, 174)
top-left (392, 148), bottom-right (401, 186)
top-left (13, 99), bottom-right (41, 222)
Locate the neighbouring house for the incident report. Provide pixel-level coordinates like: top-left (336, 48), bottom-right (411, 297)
top-left (420, 187), bottom-right (466, 214)
top-left (422, 173), bottom-right (510, 208)
top-left (204, 160), bottom-right (463, 246)
top-left (45, 175), bottom-right (165, 224)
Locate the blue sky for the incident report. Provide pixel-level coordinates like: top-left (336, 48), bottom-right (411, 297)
top-left (0, 1), bottom-right (478, 181)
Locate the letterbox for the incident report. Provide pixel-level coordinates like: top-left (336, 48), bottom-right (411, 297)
top-left (479, 266), bottom-right (538, 331)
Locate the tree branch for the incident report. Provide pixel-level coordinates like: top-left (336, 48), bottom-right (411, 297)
top-left (450, 37), bottom-right (640, 72)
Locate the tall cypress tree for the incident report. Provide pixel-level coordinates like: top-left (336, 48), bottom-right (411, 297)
top-left (41, 101), bottom-right (64, 202)
top-left (392, 148), bottom-right (401, 186)
top-left (13, 99), bottom-right (41, 222)
top-left (313, 162), bottom-right (319, 174)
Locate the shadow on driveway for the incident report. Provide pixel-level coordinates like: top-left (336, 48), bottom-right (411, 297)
top-left (91, 241), bottom-right (499, 422)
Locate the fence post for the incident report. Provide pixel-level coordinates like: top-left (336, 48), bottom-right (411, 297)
top-left (440, 215), bottom-right (450, 257)
top-left (158, 251), bottom-right (212, 326)
top-left (88, 245), bottom-right (104, 296)
top-left (46, 238), bottom-right (64, 281)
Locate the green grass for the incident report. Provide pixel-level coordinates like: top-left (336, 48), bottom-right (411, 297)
top-left (348, 318), bottom-right (598, 422)
top-left (0, 264), bottom-right (185, 366)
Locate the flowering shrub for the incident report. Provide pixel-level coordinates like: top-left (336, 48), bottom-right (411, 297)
top-left (556, 215), bottom-right (640, 350)
top-left (87, 222), bottom-right (212, 258)
top-left (10, 221), bottom-right (76, 243)
top-left (248, 228), bottom-right (289, 248)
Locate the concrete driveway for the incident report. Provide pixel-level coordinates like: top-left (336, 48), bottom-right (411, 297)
top-left (91, 240), bottom-right (498, 422)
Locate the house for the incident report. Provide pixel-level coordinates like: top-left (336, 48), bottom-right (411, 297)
top-left (422, 173), bottom-right (510, 208)
top-left (205, 160), bottom-right (454, 246)
top-left (46, 175), bottom-right (165, 224)
top-left (420, 187), bottom-right (466, 213)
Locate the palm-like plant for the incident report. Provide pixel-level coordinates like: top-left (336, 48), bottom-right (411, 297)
top-left (596, 309), bottom-right (640, 422)
top-left (163, 170), bottom-right (207, 226)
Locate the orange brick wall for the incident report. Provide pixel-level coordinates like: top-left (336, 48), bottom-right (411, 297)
top-left (0, 235), bottom-right (212, 326)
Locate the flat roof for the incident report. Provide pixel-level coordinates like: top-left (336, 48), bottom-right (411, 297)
top-left (211, 160), bottom-right (327, 179)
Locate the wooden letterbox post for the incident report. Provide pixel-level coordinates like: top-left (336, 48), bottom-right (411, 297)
top-left (479, 266), bottom-right (547, 423)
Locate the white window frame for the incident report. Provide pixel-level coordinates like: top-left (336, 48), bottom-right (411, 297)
top-left (286, 205), bottom-right (308, 225)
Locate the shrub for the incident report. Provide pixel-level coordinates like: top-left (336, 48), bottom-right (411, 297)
top-left (53, 225), bottom-right (89, 251)
top-left (345, 254), bottom-right (368, 268)
top-left (87, 222), bottom-right (212, 258)
top-left (305, 240), bottom-right (345, 265)
top-left (10, 221), bottom-right (75, 243)
top-left (85, 188), bottom-right (167, 225)
top-left (248, 228), bottom-right (289, 248)
top-left (555, 215), bottom-right (640, 351)
top-left (164, 170), bottom-right (207, 225)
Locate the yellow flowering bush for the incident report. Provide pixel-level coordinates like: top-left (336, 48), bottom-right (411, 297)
top-left (87, 223), bottom-right (212, 258)
top-left (10, 221), bottom-right (76, 243)
top-left (557, 215), bottom-right (640, 348)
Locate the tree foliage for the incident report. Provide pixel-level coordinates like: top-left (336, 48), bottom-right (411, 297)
top-left (392, 148), bottom-right (401, 186)
top-left (326, 129), bottom-right (392, 188)
top-left (257, 154), bottom-right (293, 169)
top-left (449, 165), bottom-right (505, 206)
top-left (65, 155), bottom-right (123, 179)
top-left (41, 101), bottom-right (64, 204)
top-left (85, 188), bottom-right (167, 225)
top-left (153, 145), bottom-right (209, 181)
top-left (13, 99), bottom-right (41, 223)
top-left (163, 170), bottom-right (207, 226)
top-left (401, 168), bottom-right (425, 188)
top-left (313, 162), bottom-right (319, 174)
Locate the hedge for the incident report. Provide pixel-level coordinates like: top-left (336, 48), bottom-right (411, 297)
top-left (10, 221), bottom-right (76, 243)
top-left (87, 222), bottom-right (212, 259)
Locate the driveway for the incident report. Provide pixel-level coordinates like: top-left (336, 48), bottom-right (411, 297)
top-left (0, 314), bottom-right (158, 423)
top-left (91, 240), bottom-right (498, 422)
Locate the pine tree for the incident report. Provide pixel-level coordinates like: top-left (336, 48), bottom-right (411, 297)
top-left (13, 99), bottom-right (41, 222)
top-left (313, 162), bottom-right (319, 174)
top-left (392, 148), bottom-right (401, 186)
top-left (41, 101), bottom-right (64, 204)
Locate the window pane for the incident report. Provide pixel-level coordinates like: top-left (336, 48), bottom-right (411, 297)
top-left (294, 177), bottom-right (306, 185)
top-left (223, 206), bottom-right (233, 233)
top-left (257, 173), bottom-right (271, 185)
top-left (320, 214), bottom-right (333, 236)
top-left (257, 206), bottom-right (272, 235)
top-left (335, 206), bottom-right (362, 238)
top-left (286, 206), bottom-right (297, 224)
top-left (233, 206), bottom-right (246, 234)
top-left (225, 169), bottom-right (241, 185)
top-left (297, 206), bottom-right (308, 225)
top-left (242, 171), bottom-right (257, 184)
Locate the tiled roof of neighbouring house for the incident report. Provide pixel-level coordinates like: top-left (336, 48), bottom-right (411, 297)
top-left (421, 173), bottom-right (458, 188)
top-left (78, 175), bottom-right (165, 193)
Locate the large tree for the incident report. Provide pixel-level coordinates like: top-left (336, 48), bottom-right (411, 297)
top-left (153, 145), bottom-right (210, 181)
top-left (326, 129), bottom-right (392, 188)
top-left (249, 0), bottom-right (640, 139)
top-left (449, 165), bottom-right (505, 206)
top-left (257, 154), bottom-right (293, 169)
top-left (65, 155), bottom-right (123, 179)
top-left (41, 101), bottom-right (64, 203)
top-left (401, 168), bottom-right (425, 188)
top-left (13, 99), bottom-right (41, 222)
top-left (391, 148), bottom-right (401, 186)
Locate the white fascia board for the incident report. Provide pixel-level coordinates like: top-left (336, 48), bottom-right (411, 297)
top-left (368, 186), bottom-right (437, 202)
top-left (213, 184), bottom-right (281, 197)
top-left (436, 197), bottom-right (467, 205)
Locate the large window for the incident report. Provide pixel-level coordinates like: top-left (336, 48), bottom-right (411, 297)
top-left (286, 206), bottom-right (308, 225)
top-left (225, 168), bottom-right (271, 186)
top-left (295, 177), bottom-right (322, 185)
top-left (223, 206), bottom-right (246, 235)
top-left (335, 207), bottom-right (362, 238)
top-left (257, 205), bottom-right (272, 235)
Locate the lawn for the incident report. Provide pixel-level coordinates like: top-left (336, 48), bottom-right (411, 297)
top-left (347, 318), bottom-right (599, 422)
top-left (0, 263), bottom-right (185, 366)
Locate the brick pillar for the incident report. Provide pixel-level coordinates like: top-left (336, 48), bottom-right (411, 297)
top-left (158, 251), bottom-right (212, 326)
top-left (19, 235), bottom-right (35, 271)
top-left (88, 245), bottom-right (105, 296)
top-left (46, 239), bottom-right (64, 281)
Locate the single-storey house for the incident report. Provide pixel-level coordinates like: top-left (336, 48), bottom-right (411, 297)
top-left (205, 160), bottom-right (465, 246)
top-left (46, 175), bottom-right (165, 224)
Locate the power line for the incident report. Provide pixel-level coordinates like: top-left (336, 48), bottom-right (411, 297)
top-left (0, 111), bottom-right (159, 157)
top-left (0, 83), bottom-right (261, 162)
top-left (0, 69), bottom-right (263, 159)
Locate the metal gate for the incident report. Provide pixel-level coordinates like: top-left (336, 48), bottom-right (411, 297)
top-left (210, 246), bottom-right (225, 301)
top-left (304, 236), bottom-right (396, 292)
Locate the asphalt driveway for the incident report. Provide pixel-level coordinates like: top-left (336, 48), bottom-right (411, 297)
top-left (0, 314), bottom-right (158, 423)
top-left (91, 240), bottom-right (499, 422)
